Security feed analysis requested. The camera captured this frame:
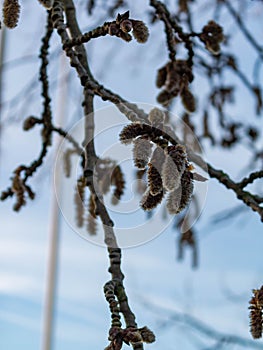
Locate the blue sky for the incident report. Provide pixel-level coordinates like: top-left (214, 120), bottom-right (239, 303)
top-left (1, 1), bottom-right (263, 349)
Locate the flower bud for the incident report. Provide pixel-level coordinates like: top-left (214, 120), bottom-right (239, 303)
top-left (108, 22), bottom-right (119, 36)
top-left (120, 19), bottom-right (133, 33)
top-left (23, 116), bottom-right (41, 131)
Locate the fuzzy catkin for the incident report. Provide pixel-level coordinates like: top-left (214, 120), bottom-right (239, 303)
top-left (87, 194), bottom-right (97, 235)
top-left (148, 107), bottom-right (165, 125)
top-left (162, 155), bottom-right (181, 192)
top-left (167, 144), bottom-right (187, 173)
top-left (132, 137), bottom-right (152, 169)
top-left (162, 145), bottom-right (187, 191)
top-left (156, 65), bottom-right (167, 88)
top-left (181, 88), bottom-right (196, 113)
top-left (177, 170), bottom-right (193, 213)
top-left (249, 298), bottom-right (262, 339)
top-left (63, 148), bottom-right (76, 178)
top-left (140, 188), bottom-right (163, 211)
top-left (166, 187), bottom-right (182, 214)
top-left (131, 20), bottom-right (149, 43)
top-left (150, 146), bottom-right (165, 174)
top-left (74, 177), bottom-right (86, 227)
top-left (166, 171), bottom-right (193, 214)
top-left (147, 163), bottom-right (163, 196)
top-left (136, 169), bottom-right (147, 194)
top-left (3, 0), bottom-right (20, 28)
top-left (249, 287), bottom-right (263, 339)
top-left (111, 165), bottom-right (125, 204)
top-left (119, 122), bottom-right (143, 144)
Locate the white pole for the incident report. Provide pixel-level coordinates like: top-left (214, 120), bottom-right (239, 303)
top-left (0, 26), bottom-right (6, 162)
top-left (41, 52), bottom-right (69, 350)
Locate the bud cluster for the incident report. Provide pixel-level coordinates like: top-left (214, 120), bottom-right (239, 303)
top-left (105, 325), bottom-right (155, 350)
top-left (73, 159), bottom-right (125, 235)
top-left (108, 11), bottom-right (149, 43)
top-left (156, 60), bottom-right (196, 112)
top-left (119, 108), bottom-right (205, 214)
top-left (1, 167), bottom-right (35, 211)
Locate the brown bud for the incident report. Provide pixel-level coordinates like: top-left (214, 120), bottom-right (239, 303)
top-left (181, 88), bottom-right (196, 113)
top-left (120, 19), bottom-right (133, 33)
top-left (23, 116), bottom-right (41, 131)
top-left (119, 31), bottom-right (132, 42)
top-left (1, 190), bottom-right (11, 201)
top-left (108, 22), bottom-right (119, 36)
top-left (139, 326), bottom-right (155, 343)
top-left (156, 65), bottom-right (167, 88)
top-left (200, 20), bottom-right (224, 55)
top-left (206, 42), bottom-right (221, 55)
top-left (124, 329), bottom-right (142, 344)
top-left (157, 90), bottom-right (173, 106)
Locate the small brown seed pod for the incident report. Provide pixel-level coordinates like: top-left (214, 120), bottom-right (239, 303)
top-left (108, 22), bottom-right (119, 36)
top-left (131, 20), bottom-right (149, 43)
top-left (139, 326), bottom-right (155, 343)
top-left (120, 19), bottom-right (133, 33)
top-left (3, 0), bottom-right (20, 29)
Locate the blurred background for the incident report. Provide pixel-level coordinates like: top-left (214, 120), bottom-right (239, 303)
top-left (1, 1), bottom-right (263, 349)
